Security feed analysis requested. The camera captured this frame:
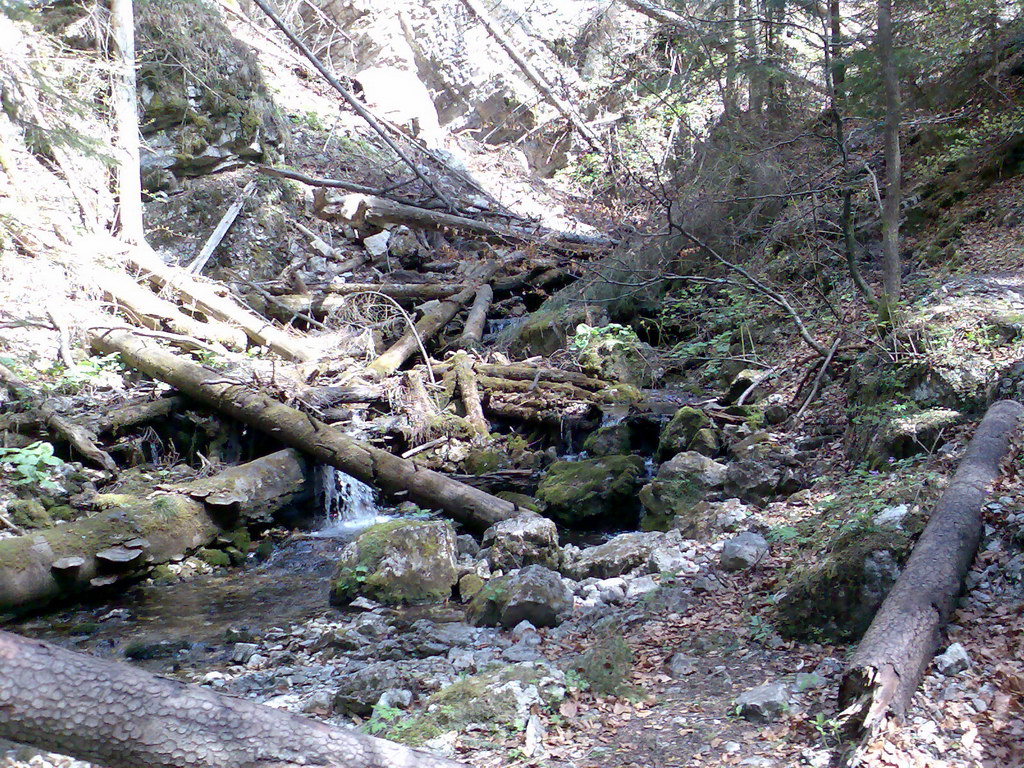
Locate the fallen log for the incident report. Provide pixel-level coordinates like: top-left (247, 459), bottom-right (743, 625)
top-left (429, 360), bottom-right (611, 391)
top-left (188, 179), bottom-right (256, 274)
top-left (0, 363), bottom-right (117, 474)
top-left (89, 326), bottom-right (519, 530)
top-left (0, 448), bottom-right (307, 612)
top-left (0, 630), bottom-right (468, 768)
top-left (315, 190), bottom-right (616, 252)
top-left (366, 263), bottom-right (499, 378)
top-left (268, 284), bottom-right (465, 318)
top-left (100, 267), bottom-right (247, 351)
top-left (124, 246), bottom-right (314, 362)
top-left (453, 353), bottom-right (489, 436)
top-left (457, 284), bottom-right (492, 349)
top-left (838, 399), bottom-right (1024, 733)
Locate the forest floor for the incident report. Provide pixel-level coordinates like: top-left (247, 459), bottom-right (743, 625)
top-left (2, 6), bottom-right (1024, 768)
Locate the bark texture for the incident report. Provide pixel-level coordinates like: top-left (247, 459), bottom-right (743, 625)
top-left (838, 399), bottom-right (1023, 732)
top-left (0, 631), bottom-right (467, 768)
top-left (0, 449), bottom-right (307, 612)
top-left (89, 327), bottom-right (519, 530)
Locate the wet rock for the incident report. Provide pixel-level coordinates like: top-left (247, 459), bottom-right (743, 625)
top-left (583, 421), bottom-right (632, 457)
top-left (481, 513), bottom-right (561, 571)
top-left (536, 455), bottom-right (646, 527)
top-left (658, 406), bottom-right (712, 459)
top-left (719, 532), bottom-right (769, 571)
top-left (735, 681), bottom-right (789, 722)
top-left (330, 519), bottom-right (458, 606)
top-left (466, 565), bottom-right (573, 629)
top-left (562, 531), bottom-right (665, 580)
top-left (934, 642), bottom-right (970, 675)
top-left (639, 452), bottom-right (727, 534)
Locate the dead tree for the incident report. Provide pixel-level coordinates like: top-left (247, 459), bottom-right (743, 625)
top-left (0, 630), bottom-right (467, 768)
top-left (839, 399), bottom-right (1024, 733)
top-left (109, 0), bottom-right (144, 243)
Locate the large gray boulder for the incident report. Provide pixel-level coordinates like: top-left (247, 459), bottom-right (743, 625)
top-left (723, 439), bottom-right (805, 505)
top-left (639, 452), bottom-right (727, 532)
top-left (466, 565), bottom-right (573, 629)
top-left (330, 519), bottom-right (458, 606)
top-left (536, 455), bottom-right (646, 527)
top-left (719, 532), bottom-right (769, 571)
top-left (562, 531), bottom-right (666, 580)
top-left (482, 513), bottom-right (561, 572)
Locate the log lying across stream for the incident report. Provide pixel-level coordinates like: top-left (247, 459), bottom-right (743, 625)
top-left (0, 630), bottom-right (467, 768)
top-left (0, 449), bottom-right (307, 612)
top-left (89, 326), bottom-right (519, 530)
top-left (838, 399), bottom-right (1024, 733)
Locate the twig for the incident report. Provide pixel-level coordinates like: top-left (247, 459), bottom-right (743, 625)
top-left (793, 335), bottom-right (842, 421)
top-left (189, 180), bottom-right (256, 274)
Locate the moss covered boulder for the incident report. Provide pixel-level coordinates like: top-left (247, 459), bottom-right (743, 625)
top-left (536, 455), bottom-right (646, 527)
top-left (639, 452), bottom-right (726, 534)
top-left (330, 519), bottom-right (457, 606)
top-left (583, 421), bottom-right (632, 457)
top-left (481, 513), bottom-right (561, 571)
top-left (858, 407), bottom-right (962, 468)
top-left (658, 406), bottom-right (713, 459)
top-left (466, 565), bottom-right (573, 628)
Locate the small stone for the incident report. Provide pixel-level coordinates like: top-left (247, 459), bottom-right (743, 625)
top-left (873, 503), bottom-right (909, 529)
top-left (735, 681), bottom-right (789, 722)
top-left (377, 688), bottom-right (413, 709)
top-left (246, 653), bottom-right (267, 669)
top-left (363, 231), bottom-right (391, 256)
top-left (719, 532), bottom-right (769, 571)
top-left (231, 643), bottom-right (258, 664)
top-left (692, 574), bottom-right (721, 593)
top-left (626, 575), bottom-right (658, 599)
top-left (349, 597), bottom-right (383, 612)
top-left (524, 713), bottom-right (545, 757)
top-left (667, 652), bottom-right (696, 678)
top-left (934, 642), bottom-right (970, 676)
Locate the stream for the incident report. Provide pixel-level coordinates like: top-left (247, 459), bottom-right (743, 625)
top-left (11, 468), bottom-right (390, 675)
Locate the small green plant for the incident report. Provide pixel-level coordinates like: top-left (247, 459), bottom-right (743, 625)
top-left (363, 704), bottom-right (403, 736)
top-left (569, 323), bottom-right (638, 353)
top-left (49, 353), bottom-right (123, 392)
top-left (0, 441), bottom-right (65, 491)
top-left (563, 669), bottom-right (591, 692)
top-left (810, 712), bottom-right (843, 746)
top-left (746, 614), bottom-right (776, 645)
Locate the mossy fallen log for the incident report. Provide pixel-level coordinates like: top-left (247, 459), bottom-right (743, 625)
top-left (90, 326), bottom-right (519, 530)
top-left (838, 399), bottom-right (1024, 733)
top-left (0, 630), bottom-right (467, 768)
top-left (0, 448), bottom-right (307, 613)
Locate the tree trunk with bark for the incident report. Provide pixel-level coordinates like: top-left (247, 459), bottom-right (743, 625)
top-left (0, 449), bottom-right (307, 612)
top-left (0, 630), bottom-right (467, 768)
top-left (89, 327), bottom-right (519, 530)
top-left (109, 0), bottom-right (144, 243)
top-left (878, 0), bottom-right (902, 313)
top-left (838, 400), bottom-right (1024, 733)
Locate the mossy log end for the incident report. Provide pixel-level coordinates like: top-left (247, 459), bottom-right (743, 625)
top-left (0, 630), bottom-right (468, 768)
top-left (0, 449), bottom-right (307, 613)
top-left (838, 399), bottom-right (1024, 733)
top-left (90, 327), bottom-right (518, 530)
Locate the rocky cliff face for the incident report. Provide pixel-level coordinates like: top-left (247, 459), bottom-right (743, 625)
top-left (312, 0), bottom-right (648, 173)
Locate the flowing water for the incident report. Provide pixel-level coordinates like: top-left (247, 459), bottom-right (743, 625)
top-left (11, 466), bottom-right (393, 670)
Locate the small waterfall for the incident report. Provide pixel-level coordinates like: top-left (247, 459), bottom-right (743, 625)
top-left (313, 465), bottom-right (384, 535)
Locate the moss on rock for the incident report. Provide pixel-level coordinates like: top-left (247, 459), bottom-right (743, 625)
top-left (330, 519), bottom-right (458, 606)
top-left (536, 455), bottom-right (646, 527)
top-left (658, 406), bottom-right (712, 459)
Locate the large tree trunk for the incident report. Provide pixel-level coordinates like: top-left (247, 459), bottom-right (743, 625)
top-left (878, 0), bottom-right (902, 311)
top-left (838, 400), bottom-right (1024, 733)
top-left (109, 0), bottom-right (144, 243)
top-left (0, 449), bottom-right (307, 612)
top-left (89, 326), bottom-right (519, 530)
top-left (0, 631), bottom-right (466, 768)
